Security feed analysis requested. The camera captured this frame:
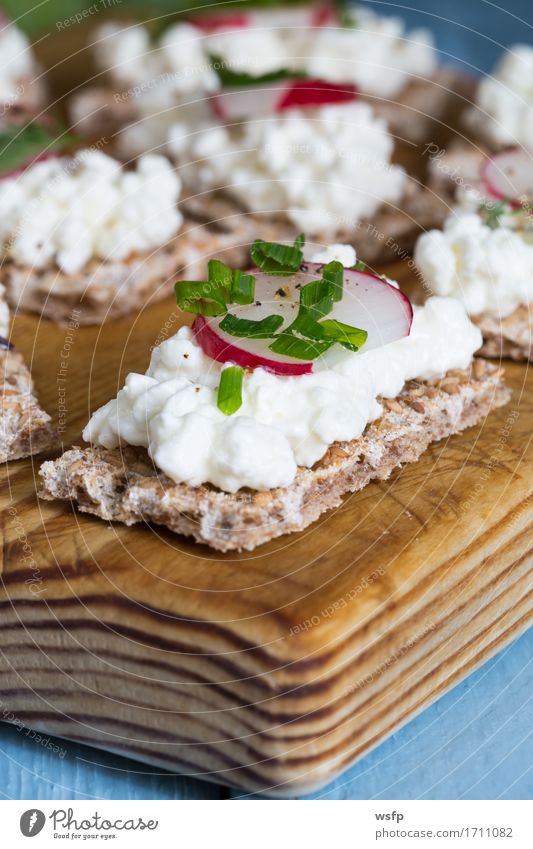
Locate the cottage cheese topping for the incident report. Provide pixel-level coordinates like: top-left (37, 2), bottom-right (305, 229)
top-left (95, 22), bottom-right (219, 95)
top-left (168, 101), bottom-right (406, 235)
top-left (415, 212), bottom-right (533, 318)
top-left (469, 45), bottom-right (533, 151)
top-left (0, 285), bottom-right (9, 338)
top-left (0, 22), bottom-right (37, 105)
top-left (84, 251), bottom-right (481, 493)
top-left (303, 9), bottom-right (436, 97)
top-left (0, 150), bottom-right (182, 274)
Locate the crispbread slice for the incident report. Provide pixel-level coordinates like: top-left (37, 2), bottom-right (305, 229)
top-left (474, 305), bottom-right (532, 362)
top-left (366, 66), bottom-right (477, 144)
top-left (0, 347), bottom-right (55, 461)
top-left (182, 181), bottom-right (446, 267)
top-left (1, 222), bottom-right (247, 326)
top-left (39, 360), bottom-right (509, 552)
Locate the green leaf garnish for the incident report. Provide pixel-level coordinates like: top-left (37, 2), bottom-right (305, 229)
top-left (0, 121), bottom-right (79, 176)
top-left (321, 260), bottom-right (344, 303)
top-left (207, 259), bottom-right (232, 299)
top-left (230, 269), bottom-right (255, 305)
top-left (217, 365), bottom-right (244, 415)
top-left (220, 312), bottom-right (283, 338)
top-left (250, 235), bottom-right (305, 276)
top-left (351, 260), bottom-right (367, 271)
top-left (318, 319), bottom-right (368, 352)
top-left (174, 279), bottom-right (227, 316)
top-left (269, 333), bottom-right (334, 361)
top-left (210, 56), bottom-right (307, 87)
top-left (480, 200), bottom-right (508, 230)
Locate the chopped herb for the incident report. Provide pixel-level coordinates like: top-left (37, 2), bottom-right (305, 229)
top-left (210, 56), bottom-right (307, 87)
top-left (480, 200), bottom-right (508, 229)
top-left (351, 260), bottom-right (367, 271)
top-left (175, 279), bottom-right (227, 316)
top-left (0, 121), bottom-right (80, 177)
top-left (219, 312), bottom-right (284, 338)
top-left (269, 333), bottom-right (334, 361)
top-left (207, 259), bottom-right (233, 300)
top-left (230, 269), bottom-right (255, 304)
top-left (217, 365), bottom-right (244, 415)
top-left (322, 260), bottom-right (344, 302)
top-left (318, 319), bottom-right (368, 352)
top-left (250, 235), bottom-right (305, 276)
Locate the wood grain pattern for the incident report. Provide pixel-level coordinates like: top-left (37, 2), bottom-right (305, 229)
top-left (0, 265), bottom-right (531, 796)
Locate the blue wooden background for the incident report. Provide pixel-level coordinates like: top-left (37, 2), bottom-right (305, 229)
top-left (1, 0), bottom-right (532, 800)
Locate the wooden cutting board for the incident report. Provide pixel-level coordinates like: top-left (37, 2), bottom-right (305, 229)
top-left (1, 262), bottom-right (532, 797)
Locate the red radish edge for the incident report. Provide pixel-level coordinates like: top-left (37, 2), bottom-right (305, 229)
top-left (192, 314), bottom-right (313, 375)
top-left (480, 147), bottom-right (532, 207)
top-left (192, 263), bottom-right (413, 377)
top-left (188, 13), bottom-right (250, 33)
top-left (276, 79), bottom-right (358, 111)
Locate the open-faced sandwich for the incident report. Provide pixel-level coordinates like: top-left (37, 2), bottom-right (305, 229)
top-left (74, 2), bottom-right (470, 150)
top-left (0, 283), bottom-right (55, 461)
top-left (39, 238), bottom-right (510, 551)
top-left (415, 147), bottom-right (533, 361)
top-left (0, 134), bottom-right (239, 324)
top-left (427, 45), bottom-right (533, 205)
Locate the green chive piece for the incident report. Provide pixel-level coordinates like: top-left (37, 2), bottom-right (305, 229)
top-left (269, 333), bottom-right (334, 361)
top-left (298, 278), bottom-right (334, 319)
top-left (250, 235), bottom-right (305, 276)
top-left (208, 259), bottom-right (232, 299)
top-left (217, 366), bottom-right (244, 416)
top-left (352, 260), bottom-right (367, 271)
top-left (210, 56), bottom-right (307, 87)
top-left (230, 270), bottom-right (255, 305)
top-left (219, 313), bottom-right (284, 338)
top-left (0, 121), bottom-right (79, 176)
top-left (318, 319), bottom-right (368, 352)
top-left (175, 280), bottom-right (227, 316)
top-left (321, 261), bottom-right (344, 303)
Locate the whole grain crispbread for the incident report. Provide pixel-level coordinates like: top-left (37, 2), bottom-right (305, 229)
top-left (474, 305), bottom-right (532, 362)
top-left (1, 222), bottom-right (248, 326)
top-left (39, 360), bottom-right (509, 551)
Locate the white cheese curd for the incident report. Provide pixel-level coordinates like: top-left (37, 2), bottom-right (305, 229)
top-left (168, 101), bottom-right (406, 235)
top-left (415, 212), bottom-right (533, 319)
top-left (0, 285), bottom-right (10, 337)
top-left (0, 150), bottom-right (182, 274)
top-left (95, 22), bottom-right (219, 157)
top-left (84, 253), bottom-right (481, 493)
top-left (0, 22), bottom-right (37, 105)
top-left (306, 243), bottom-right (357, 266)
top-left (95, 22), bottom-right (219, 95)
top-left (303, 9), bottom-right (436, 97)
top-left (468, 45), bottom-right (533, 151)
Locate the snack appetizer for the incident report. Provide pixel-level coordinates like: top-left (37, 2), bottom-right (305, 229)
top-left (0, 283), bottom-right (55, 461)
top-left (427, 46), bottom-right (533, 205)
top-left (169, 78), bottom-right (443, 263)
top-left (73, 2), bottom-right (469, 151)
top-left (0, 139), bottom-right (232, 325)
top-left (0, 15), bottom-right (47, 124)
top-left (39, 239), bottom-right (509, 551)
top-left (415, 147), bottom-right (533, 361)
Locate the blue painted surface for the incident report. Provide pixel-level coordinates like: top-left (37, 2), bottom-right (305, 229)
top-left (1, 630), bottom-right (531, 800)
top-left (1, 0), bottom-right (532, 801)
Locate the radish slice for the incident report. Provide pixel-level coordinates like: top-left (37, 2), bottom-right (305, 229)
top-left (481, 148), bottom-right (533, 205)
top-left (210, 78), bottom-right (358, 121)
top-left (191, 263), bottom-right (413, 376)
top-left (190, 3), bottom-right (336, 33)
